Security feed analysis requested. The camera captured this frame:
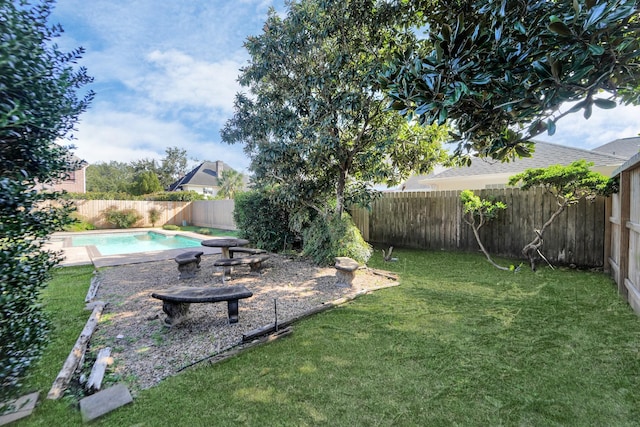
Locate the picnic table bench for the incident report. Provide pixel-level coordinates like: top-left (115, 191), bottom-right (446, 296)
top-left (229, 247), bottom-right (267, 258)
top-left (214, 254), bottom-right (270, 282)
top-left (334, 257), bottom-right (359, 287)
top-left (151, 285), bottom-right (253, 326)
top-left (174, 250), bottom-right (204, 279)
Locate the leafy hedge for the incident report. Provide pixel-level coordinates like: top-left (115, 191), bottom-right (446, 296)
top-left (63, 191), bottom-right (205, 201)
top-left (233, 191), bottom-right (297, 252)
top-left (302, 212), bottom-right (372, 265)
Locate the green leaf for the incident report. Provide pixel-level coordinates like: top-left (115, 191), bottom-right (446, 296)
top-left (567, 100), bottom-right (587, 113)
top-left (593, 98), bottom-right (616, 109)
top-left (438, 108), bottom-right (448, 124)
top-left (573, 0), bottom-right (581, 14)
top-left (588, 44), bottom-right (605, 55)
top-left (584, 2), bottom-right (607, 29)
top-left (547, 119), bottom-right (557, 136)
top-left (548, 21), bottom-right (572, 36)
top-left (583, 103), bottom-right (593, 119)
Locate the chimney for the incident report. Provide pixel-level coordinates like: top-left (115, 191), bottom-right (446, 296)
top-left (216, 160), bottom-right (223, 175)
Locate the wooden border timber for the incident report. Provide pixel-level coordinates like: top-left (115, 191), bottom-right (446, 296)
top-left (47, 302), bottom-right (106, 400)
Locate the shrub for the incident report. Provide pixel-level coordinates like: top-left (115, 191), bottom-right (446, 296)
top-left (62, 191), bottom-right (206, 202)
top-left (1, 0), bottom-right (92, 407)
top-left (102, 206), bottom-right (142, 229)
top-left (234, 191), bottom-right (297, 252)
top-left (147, 191), bottom-right (205, 202)
top-left (302, 213), bottom-right (372, 265)
top-left (148, 208), bottom-right (161, 227)
top-left (63, 213), bottom-right (96, 231)
top-left (162, 224), bottom-right (180, 231)
top-left (196, 228), bottom-right (212, 235)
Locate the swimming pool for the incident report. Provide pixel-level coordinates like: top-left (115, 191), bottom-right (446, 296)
top-left (70, 231), bottom-right (203, 256)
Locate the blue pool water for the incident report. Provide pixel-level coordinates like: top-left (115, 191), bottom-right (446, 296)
top-left (71, 232), bottom-right (202, 256)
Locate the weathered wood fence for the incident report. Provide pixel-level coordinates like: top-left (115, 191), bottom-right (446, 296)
top-left (608, 153), bottom-right (640, 314)
top-left (351, 187), bottom-right (607, 267)
top-left (72, 199), bottom-right (236, 230)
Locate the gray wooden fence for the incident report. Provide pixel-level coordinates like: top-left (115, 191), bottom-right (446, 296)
top-left (608, 153), bottom-right (640, 314)
top-left (351, 187), bottom-right (607, 267)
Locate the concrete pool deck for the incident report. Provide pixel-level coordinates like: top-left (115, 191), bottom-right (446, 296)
top-left (48, 229), bottom-right (223, 268)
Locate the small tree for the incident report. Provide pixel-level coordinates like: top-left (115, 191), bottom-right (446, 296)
top-left (508, 160), bottom-right (616, 270)
top-left (131, 171), bottom-right (163, 195)
top-left (217, 170), bottom-right (244, 200)
top-left (460, 190), bottom-right (510, 271)
top-left (148, 208), bottom-right (161, 227)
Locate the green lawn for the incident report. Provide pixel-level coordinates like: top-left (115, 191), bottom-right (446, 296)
top-left (16, 249), bottom-right (640, 426)
top-left (179, 225), bottom-right (239, 238)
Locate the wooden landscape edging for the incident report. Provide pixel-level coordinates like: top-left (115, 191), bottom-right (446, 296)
top-left (47, 301), bottom-right (106, 400)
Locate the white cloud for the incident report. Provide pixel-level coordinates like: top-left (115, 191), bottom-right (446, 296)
top-left (68, 105), bottom-right (251, 171)
top-left (141, 49), bottom-right (243, 114)
top-left (545, 102), bottom-right (640, 149)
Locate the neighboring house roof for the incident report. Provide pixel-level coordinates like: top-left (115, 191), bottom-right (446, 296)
top-left (431, 141), bottom-right (626, 179)
top-left (168, 160), bottom-right (235, 191)
top-left (592, 137), bottom-right (640, 159)
top-left (402, 140), bottom-right (628, 191)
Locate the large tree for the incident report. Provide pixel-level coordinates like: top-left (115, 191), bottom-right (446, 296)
top-left (86, 161), bottom-right (134, 193)
top-left (159, 146), bottom-right (188, 189)
top-left (381, 0), bottom-right (640, 164)
top-left (0, 0), bottom-right (93, 405)
top-left (222, 0), bottom-right (448, 218)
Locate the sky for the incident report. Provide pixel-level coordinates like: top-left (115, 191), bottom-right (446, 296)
top-left (50, 1), bottom-right (640, 175)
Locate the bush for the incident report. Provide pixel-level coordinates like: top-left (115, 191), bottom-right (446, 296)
top-left (196, 228), bottom-right (212, 235)
top-left (1, 0), bottom-right (92, 407)
top-left (162, 224), bottom-right (180, 231)
top-left (146, 191), bottom-right (205, 201)
top-left (62, 191), bottom-right (206, 202)
top-left (148, 208), bottom-right (161, 227)
top-left (63, 213), bottom-right (95, 231)
top-left (102, 206), bottom-right (142, 229)
top-left (234, 191), bottom-right (297, 252)
top-left (302, 213), bottom-right (372, 265)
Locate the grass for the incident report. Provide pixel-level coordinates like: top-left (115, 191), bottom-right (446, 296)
top-left (179, 225), bottom-right (239, 237)
top-left (15, 248), bottom-right (640, 426)
top-left (14, 265), bottom-right (94, 425)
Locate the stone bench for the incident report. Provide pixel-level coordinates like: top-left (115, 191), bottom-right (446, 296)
top-left (214, 254), bottom-right (270, 276)
top-left (334, 257), bottom-right (359, 287)
top-left (229, 247), bottom-right (267, 258)
top-left (174, 250), bottom-right (204, 279)
top-left (151, 285), bottom-right (253, 326)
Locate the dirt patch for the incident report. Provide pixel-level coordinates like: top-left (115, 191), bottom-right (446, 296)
top-left (89, 253), bottom-right (397, 393)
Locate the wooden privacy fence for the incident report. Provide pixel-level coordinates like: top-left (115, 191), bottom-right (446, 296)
top-left (608, 153), bottom-right (640, 314)
top-left (72, 199), bottom-right (237, 230)
top-left (351, 187), bottom-right (607, 267)
top-left (190, 200), bottom-right (236, 230)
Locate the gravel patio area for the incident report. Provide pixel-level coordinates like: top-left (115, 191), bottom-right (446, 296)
top-left (89, 252), bottom-right (398, 393)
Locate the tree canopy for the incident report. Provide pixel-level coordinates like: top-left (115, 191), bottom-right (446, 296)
top-left (0, 0), bottom-right (93, 405)
top-left (222, 0), bottom-right (448, 217)
top-left (86, 146), bottom-right (190, 194)
top-left (381, 0), bottom-right (640, 164)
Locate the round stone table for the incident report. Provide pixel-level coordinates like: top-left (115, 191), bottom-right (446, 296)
top-left (201, 238), bottom-right (250, 259)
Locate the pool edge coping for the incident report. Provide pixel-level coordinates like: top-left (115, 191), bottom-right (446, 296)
top-left (51, 228), bottom-right (223, 268)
